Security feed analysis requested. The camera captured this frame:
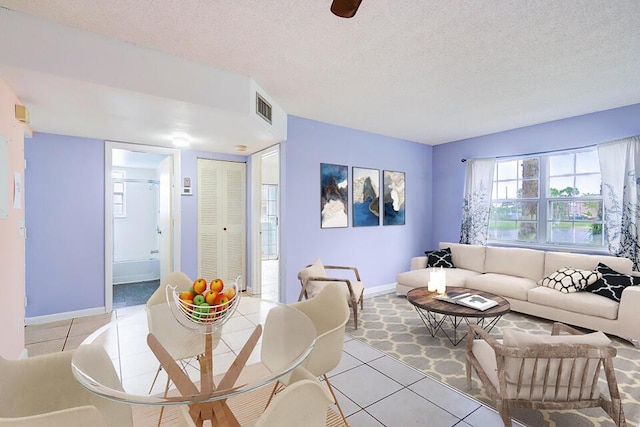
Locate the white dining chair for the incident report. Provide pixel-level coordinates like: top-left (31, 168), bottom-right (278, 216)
top-left (0, 346), bottom-right (132, 427)
top-left (145, 271), bottom-right (205, 425)
top-left (0, 405), bottom-right (107, 427)
top-left (265, 282), bottom-right (350, 426)
top-left (177, 367), bottom-right (333, 427)
top-left (260, 303), bottom-right (319, 386)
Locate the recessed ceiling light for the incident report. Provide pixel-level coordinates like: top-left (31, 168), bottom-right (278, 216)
top-left (172, 136), bottom-right (190, 148)
top-left (235, 145), bottom-right (247, 152)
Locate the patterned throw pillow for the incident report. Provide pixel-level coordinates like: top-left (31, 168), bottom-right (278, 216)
top-left (424, 248), bottom-right (455, 268)
top-left (538, 267), bottom-right (602, 293)
top-left (583, 263), bottom-right (640, 302)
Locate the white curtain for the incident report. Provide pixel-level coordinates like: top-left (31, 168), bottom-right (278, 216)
top-left (598, 136), bottom-right (640, 271)
top-left (460, 158), bottom-right (496, 245)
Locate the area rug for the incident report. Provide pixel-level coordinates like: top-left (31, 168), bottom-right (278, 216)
top-left (346, 292), bottom-right (640, 427)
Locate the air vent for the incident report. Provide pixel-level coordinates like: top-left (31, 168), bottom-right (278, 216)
top-left (256, 93), bottom-right (272, 124)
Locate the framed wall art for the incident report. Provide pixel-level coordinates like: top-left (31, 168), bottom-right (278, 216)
top-left (320, 163), bottom-right (348, 228)
top-left (352, 167), bottom-right (379, 227)
top-left (383, 170), bottom-right (405, 225)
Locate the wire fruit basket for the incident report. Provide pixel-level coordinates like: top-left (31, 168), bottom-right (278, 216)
top-left (165, 276), bottom-right (241, 333)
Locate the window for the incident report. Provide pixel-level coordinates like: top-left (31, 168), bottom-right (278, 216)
top-left (113, 170), bottom-right (126, 218)
top-left (261, 184), bottom-right (278, 260)
top-left (488, 148), bottom-right (604, 248)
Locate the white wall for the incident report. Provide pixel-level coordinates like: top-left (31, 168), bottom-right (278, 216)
top-left (261, 149), bottom-right (279, 185)
top-left (0, 78), bottom-right (29, 358)
top-left (113, 167), bottom-right (160, 262)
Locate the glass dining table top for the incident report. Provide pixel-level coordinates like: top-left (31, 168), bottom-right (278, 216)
top-left (71, 296), bottom-right (317, 407)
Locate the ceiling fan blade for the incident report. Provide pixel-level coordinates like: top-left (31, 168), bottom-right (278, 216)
top-left (330, 0), bottom-right (363, 18)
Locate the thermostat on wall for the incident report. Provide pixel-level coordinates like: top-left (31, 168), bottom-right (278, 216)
top-left (182, 177), bottom-right (192, 196)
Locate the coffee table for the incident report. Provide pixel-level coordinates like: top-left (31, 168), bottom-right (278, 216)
top-left (407, 286), bottom-right (510, 346)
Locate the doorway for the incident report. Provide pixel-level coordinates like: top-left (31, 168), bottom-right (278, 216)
top-left (250, 145), bottom-right (280, 301)
top-left (104, 142), bottom-right (181, 312)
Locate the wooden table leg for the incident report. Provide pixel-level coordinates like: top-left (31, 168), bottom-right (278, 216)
top-left (148, 324), bottom-right (263, 427)
top-left (200, 331), bottom-right (214, 393)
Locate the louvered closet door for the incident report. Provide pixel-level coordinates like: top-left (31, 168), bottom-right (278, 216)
top-left (197, 159), bottom-right (246, 285)
top-left (222, 164), bottom-right (246, 282)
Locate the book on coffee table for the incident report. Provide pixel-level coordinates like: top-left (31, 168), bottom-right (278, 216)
top-left (435, 291), bottom-right (499, 311)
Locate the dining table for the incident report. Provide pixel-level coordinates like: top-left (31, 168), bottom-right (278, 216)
top-left (71, 294), bottom-right (317, 426)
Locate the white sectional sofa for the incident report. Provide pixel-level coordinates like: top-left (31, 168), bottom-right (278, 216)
top-left (396, 242), bottom-right (640, 346)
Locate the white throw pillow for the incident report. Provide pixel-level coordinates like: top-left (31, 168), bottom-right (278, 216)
top-left (537, 267), bottom-right (602, 293)
top-left (299, 258), bottom-right (328, 298)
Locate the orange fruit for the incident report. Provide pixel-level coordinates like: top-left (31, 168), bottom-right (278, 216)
top-left (179, 291), bottom-right (195, 301)
top-left (204, 290), bottom-right (219, 305)
top-left (193, 278), bottom-right (207, 295)
top-left (210, 278), bottom-right (224, 293)
top-left (213, 294), bottom-right (229, 310)
top-left (223, 287), bottom-right (236, 300)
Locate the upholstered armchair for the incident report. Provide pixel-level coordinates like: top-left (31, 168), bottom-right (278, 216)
top-left (298, 259), bottom-right (364, 329)
top-left (0, 349), bottom-right (132, 427)
top-left (466, 322), bottom-right (626, 426)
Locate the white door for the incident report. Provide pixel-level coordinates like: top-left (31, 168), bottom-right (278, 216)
top-left (197, 159), bottom-right (246, 286)
top-left (250, 152), bottom-right (262, 295)
top-left (158, 156), bottom-right (173, 282)
top-left (104, 141), bottom-right (181, 312)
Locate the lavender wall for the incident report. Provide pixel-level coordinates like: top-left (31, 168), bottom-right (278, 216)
top-left (25, 133), bottom-right (249, 317)
top-left (25, 134), bottom-right (104, 317)
top-left (29, 103), bottom-right (639, 316)
top-left (431, 103), bottom-right (640, 248)
top-left (282, 116), bottom-right (433, 303)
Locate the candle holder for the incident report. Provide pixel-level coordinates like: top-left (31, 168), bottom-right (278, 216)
top-left (429, 267), bottom-right (446, 294)
top-left (429, 267), bottom-right (446, 295)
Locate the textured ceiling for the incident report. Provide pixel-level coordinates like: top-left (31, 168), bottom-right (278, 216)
top-left (1, 0), bottom-right (639, 151)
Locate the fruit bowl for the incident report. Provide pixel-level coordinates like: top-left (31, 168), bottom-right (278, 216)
top-left (165, 276), bottom-right (241, 332)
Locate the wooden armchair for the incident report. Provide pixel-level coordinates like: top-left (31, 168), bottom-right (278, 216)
top-left (466, 322), bottom-right (626, 427)
top-left (297, 259), bottom-right (364, 329)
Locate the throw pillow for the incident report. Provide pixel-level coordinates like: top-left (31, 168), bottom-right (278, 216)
top-left (424, 248), bottom-right (455, 268)
top-left (503, 328), bottom-right (611, 347)
top-left (583, 262), bottom-right (640, 302)
top-left (537, 267), bottom-right (602, 293)
top-left (298, 258), bottom-right (328, 298)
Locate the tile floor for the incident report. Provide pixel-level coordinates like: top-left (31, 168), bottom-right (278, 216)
top-left (260, 259), bottom-right (279, 302)
top-left (25, 297), bottom-right (522, 427)
top-left (113, 280), bottom-right (160, 308)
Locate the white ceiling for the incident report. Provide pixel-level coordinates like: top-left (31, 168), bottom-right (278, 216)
top-left (1, 1), bottom-right (639, 154)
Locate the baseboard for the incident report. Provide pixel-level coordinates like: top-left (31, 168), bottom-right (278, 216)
top-left (364, 283), bottom-right (396, 298)
top-left (24, 285), bottom-right (396, 325)
top-left (25, 306), bottom-right (107, 325)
